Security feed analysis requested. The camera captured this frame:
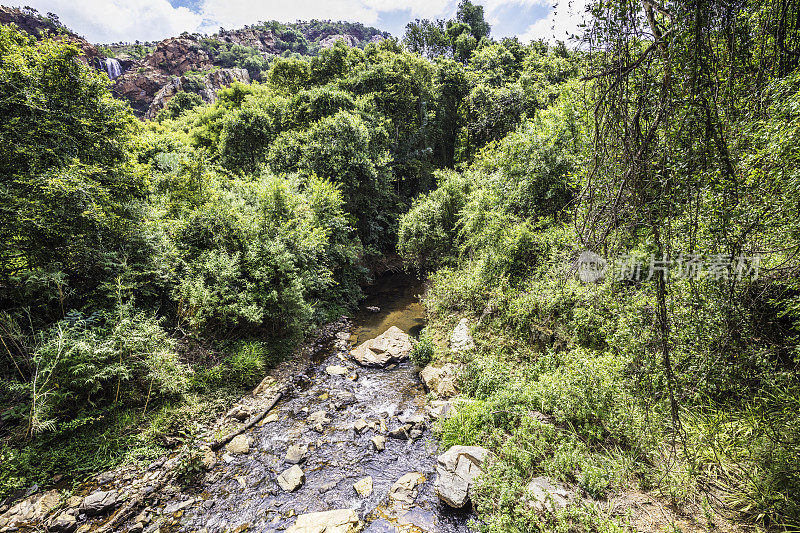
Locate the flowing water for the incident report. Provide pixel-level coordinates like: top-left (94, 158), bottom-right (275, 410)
top-left (174, 273), bottom-right (473, 532)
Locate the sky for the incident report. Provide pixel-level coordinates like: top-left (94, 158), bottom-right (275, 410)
top-left (13, 0), bottom-right (590, 45)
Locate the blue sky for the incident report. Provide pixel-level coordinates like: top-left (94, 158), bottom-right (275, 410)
top-left (14, 0), bottom-right (589, 45)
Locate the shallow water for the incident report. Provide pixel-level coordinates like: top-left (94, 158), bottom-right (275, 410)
top-left (174, 273), bottom-right (472, 532)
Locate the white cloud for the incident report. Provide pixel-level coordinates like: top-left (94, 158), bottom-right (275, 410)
top-left (21, 0), bottom-right (202, 42)
top-left (198, 0), bottom-right (456, 32)
top-left (519, 0), bottom-right (590, 43)
top-left (17, 0), bottom-right (591, 44)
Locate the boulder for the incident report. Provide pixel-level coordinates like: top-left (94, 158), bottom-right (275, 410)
top-left (450, 318), bottom-right (475, 352)
top-left (435, 446), bottom-right (489, 508)
top-left (419, 364), bottom-right (458, 398)
top-left (389, 473), bottom-right (425, 505)
top-left (353, 477), bottom-right (373, 498)
top-left (0, 490), bottom-right (61, 530)
top-left (277, 465), bottom-right (305, 492)
top-left (525, 477), bottom-right (575, 514)
top-left (225, 434), bottom-right (251, 454)
top-left (286, 508), bottom-right (362, 533)
top-left (350, 326), bottom-right (412, 368)
top-left (80, 490), bottom-right (120, 516)
top-left (227, 404), bottom-right (252, 421)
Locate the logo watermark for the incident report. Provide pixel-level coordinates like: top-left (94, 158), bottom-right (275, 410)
top-left (577, 252), bottom-right (761, 282)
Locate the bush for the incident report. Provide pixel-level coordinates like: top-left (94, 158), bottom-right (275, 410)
top-left (410, 331), bottom-right (435, 367)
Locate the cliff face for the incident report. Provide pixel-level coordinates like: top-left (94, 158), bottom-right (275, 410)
top-left (216, 27), bottom-right (277, 53)
top-left (144, 35), bottom-right (213, 75)
top-left (1, 9), bottom-right (390, 118)
top-left (144, 68), bottom-right (251, 119)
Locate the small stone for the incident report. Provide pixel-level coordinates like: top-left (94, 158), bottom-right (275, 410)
top-left (371, 435), bottom-right (386, 451)
top-left (353, 476), bottom-right (373, 498)
top-left (388, 424), bottom-right (412, 440)
top-left (285, 443), bottom-right (308, 465)
top-left (325, 365), bottom-right (348, 376)
top-left (353, 419), bottom-right (368, 433)
top-left (263, 412), bottom-right (280, 424)
top-left (225, 434), bottom-right (250, 454)
top-left (277, 465), bottom-right (305, 492)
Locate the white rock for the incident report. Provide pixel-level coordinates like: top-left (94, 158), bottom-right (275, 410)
top-left (326, 365), bottom-right (349, 376)
top-left (450, 318), bottom-right (475, 352)
top-left (525, 477), bottom-right (575, 513)
top-left (419, 364), bottom-right (458, 398)
top-left (371, 435), bottom-right (386, 451)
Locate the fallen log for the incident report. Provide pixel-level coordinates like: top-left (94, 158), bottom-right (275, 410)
top-left (211, 390), bottom-right (284, 451)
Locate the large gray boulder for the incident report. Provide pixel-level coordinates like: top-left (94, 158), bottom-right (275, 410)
top-left (285, 508), bottom-right (362, 532)
top-left (350, 326), bottom-right (412, 368)
top-left (435, 446), bottom-right (489, 508)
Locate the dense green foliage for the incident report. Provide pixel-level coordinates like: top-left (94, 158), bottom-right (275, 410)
top-left (399, 0), bottom-right (800, 530)
top-left (2, 1), bottom-right (800, 530)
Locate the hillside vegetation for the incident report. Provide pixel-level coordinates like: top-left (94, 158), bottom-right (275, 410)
top-left (1, 0), bottom-right (799, 531)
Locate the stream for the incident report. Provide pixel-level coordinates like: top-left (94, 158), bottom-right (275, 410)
top-left (170, 273), bottom-right (473, 532)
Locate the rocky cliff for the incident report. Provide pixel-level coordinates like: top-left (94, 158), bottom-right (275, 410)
top-left (144, 68), bottom-right (251, 119)
top-left (1, 9), bottom-right (390, 118)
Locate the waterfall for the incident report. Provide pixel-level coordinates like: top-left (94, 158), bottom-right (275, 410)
top-left (103, 58), bottom-right (122, 80)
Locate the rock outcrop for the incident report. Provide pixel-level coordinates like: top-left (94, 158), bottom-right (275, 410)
top-left (450, 318), bottom-right (475, 352)
top-left (145, 36), bottom-right (212, 75)
top-left (0, 490), bottom-right (61, 531)
top-left (216, 27), bottom-right (277, 54)
top-left (113, 66), bottom-right (172, 115)
top-left (435, 445), bottom-right (489, 508)
top-left (286, 508), bottom-right (362, 533)
top-left (319, 34), bottom-right (360, 48)
top-left (144, 68), bottom-right (250, 119)
top-left (350, 326), bottom-right (412, 367)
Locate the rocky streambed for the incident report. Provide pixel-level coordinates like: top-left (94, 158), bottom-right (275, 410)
top-left (0, 274), bottom-right (486, 533)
